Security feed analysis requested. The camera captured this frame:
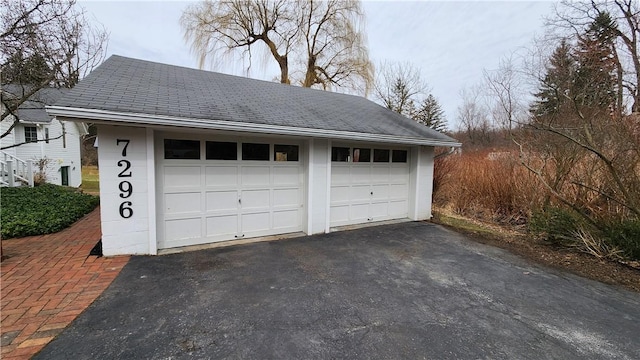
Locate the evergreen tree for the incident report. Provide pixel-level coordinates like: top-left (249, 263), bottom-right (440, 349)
top-left (530, 40), bottom-right (576, 118)
top-left (1, 52), bottom-right (52, 85)
top-left (414, 94), bottom-right (448, 132)
top-left (573, 11), bottom-right (618, 111)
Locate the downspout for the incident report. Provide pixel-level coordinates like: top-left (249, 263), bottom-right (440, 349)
top-left (434, 146), bottom-right (458, 160)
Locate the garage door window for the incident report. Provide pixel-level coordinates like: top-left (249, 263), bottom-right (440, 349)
top-left (332, 147), bottom-right (350, 162)
top-left (207, 141), bottom-right (237, 160)
top-left (373, 149), bottom-right (390, 162)
top-left (353, 148), bottom-right (371, 163)
top-left (392, 150), bottom-right (408, 163)
top-left (274, 144), bottom-right (299, 161)
top-left (242, 143), bottom-right (270, 161)
top-left (164, 139), bottom-right (200, 159)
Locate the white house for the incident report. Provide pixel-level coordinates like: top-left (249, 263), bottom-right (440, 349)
top-left (1, 85), bottom-right (85, 187)
top-left (47, 55), bottom-right (461, 256)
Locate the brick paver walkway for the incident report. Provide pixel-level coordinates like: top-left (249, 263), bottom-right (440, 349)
top-left (1, 207), bottom-right (129, 359)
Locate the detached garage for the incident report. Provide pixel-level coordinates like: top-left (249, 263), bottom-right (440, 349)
top-left (47, 55), bottom-right (460, 256)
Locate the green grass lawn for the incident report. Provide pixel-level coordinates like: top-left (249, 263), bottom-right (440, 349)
top-left (81, 165), bottom-right (100, 194)
top-left (1, 184), bottom-right (99, 239)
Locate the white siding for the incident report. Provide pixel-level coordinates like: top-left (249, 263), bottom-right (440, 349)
top-left (0, 118), bottom-right (17, 158)
top-left (92, 125), bottom-right (438, 255)
top-left (408, 146), bottom-right (435, 221)
top-left (3, 116), bottom-right (83, 187)
top-left (306, 139), bottom-right (330, 235)
top-left (97, 125), bottom-right (151, 255)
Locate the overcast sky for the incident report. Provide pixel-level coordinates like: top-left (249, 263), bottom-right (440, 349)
top-left (79, 1), bottom-right (556, 129)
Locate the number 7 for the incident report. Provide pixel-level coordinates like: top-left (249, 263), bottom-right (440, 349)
top-left (117, 139), bottom-right (130, 157)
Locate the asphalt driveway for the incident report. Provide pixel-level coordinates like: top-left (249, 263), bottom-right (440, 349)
top-left (35, 222), bottom-right (640, 359)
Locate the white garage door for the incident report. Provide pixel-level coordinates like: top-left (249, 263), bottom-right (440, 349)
top-left (158, 138), bottom-right (303, 249)
top-left (330, 146), bottom-right (410, 227)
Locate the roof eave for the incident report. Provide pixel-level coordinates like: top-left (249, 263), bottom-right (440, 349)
top-left (46, 106), bottom-right (462, 147)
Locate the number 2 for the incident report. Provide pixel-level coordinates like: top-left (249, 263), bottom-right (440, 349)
top-left (117, 160), bottom-right (132, 177)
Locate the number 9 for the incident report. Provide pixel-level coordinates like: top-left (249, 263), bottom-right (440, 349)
top-left (119, 181), bottom-right (133, 198)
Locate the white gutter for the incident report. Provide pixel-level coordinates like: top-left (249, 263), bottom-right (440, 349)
top-left (46, 106), bottom-right (462, 147)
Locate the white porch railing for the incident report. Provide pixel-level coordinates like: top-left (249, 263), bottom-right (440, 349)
top-left (0, 151), bottom-right (34, 187)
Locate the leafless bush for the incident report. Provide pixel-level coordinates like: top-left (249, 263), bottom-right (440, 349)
top-left (571, 228), bottom-right (624, 261)
top-left (33, 157), bottom-right (53, 185)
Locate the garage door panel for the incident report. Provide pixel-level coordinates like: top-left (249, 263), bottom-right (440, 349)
top-left (371, 166), bottom-right (390, 182)
top-left (349, 203), bottom-right (369, 221)
top-left (206, 191), bottom-right (238, 212)
top-left (330, 205), bottom-right (349, 224)
top-left (159, 138), bottom-right (304, 250)
top-left (273, 167), bottom-right (299, 186)
top-left (389, 200), bottom-right (408, 217)
top-left (206, 215), bottom-right (238, 237)
top-left (165, 218), bottom-right (201, 241)
top-left (370, 202), bottom-right (389, 218)
top-left (331, 166), bottom-right (350, 184)
top-left (390, 184), bottom-right (409, 198)
top-left (350, 166), bottom-right (370, 182)
top-left (242, 212), bottom-right (270, 233)
top-left (164, 166), bottom-right (201, 189)
top-left (165, 192), bottom-right (201, 214)
top-left (273, 188), bottom-right (299, 207)
top-left (351, 185), bottom-right (371, 202)
top-left (372, 184), bottom-right (389, 200)
top-left (330, 151), bottom-right (409, 227)
top-left (273, 209), bottom-right (300, 229)
top-left (205, 166), bottom-right (238, 187)
top-left (330, 185), bottom-right (350, 204)
top-left (390, 166), bottom-right (409, 178)
top-left (241, 166), bottom-right (270, 186)
top-left (242, 189), bottom-right (270, 209)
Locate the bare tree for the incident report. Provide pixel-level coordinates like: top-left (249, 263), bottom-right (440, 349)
top-left (457, 86), bottom-right (492, 143)
top-left (299, 0), bottom-right (372, 93)
top-left (1, 0), bottom-right (108, 143)
top-left (483, 56), bottom-right (526, 134)
top-left (181, 0), bottom-right (297, 84)
top-left (373, 61), bottom-right (426, 117)
top-left (180, 0), bottom-right (373, 93)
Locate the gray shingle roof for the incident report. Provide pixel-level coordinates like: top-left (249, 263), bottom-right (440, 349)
top-left (3, 85), bottom-right (69, 123)
top-left (51, 55), bottom-right (458, 144)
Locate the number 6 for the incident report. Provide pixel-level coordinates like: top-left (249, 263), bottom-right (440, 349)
top-left (119, 201), bottom-right (133, 218)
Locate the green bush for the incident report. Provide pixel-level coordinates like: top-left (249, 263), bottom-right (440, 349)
top-left (1, 184), bottom-right (99, 239)
top-left (529, 206), bottom-right (584, 245)
top-left (605, 220), bottom-right (640, 261)
top-left (530, 206), bottom-right (640, 261)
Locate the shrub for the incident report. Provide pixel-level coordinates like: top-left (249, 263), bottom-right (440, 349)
top-left (604, 220), bottom-right (640, 261)
top-left (434, 150), bottom-right (541, 224)
top-left (1, 184), bottom-right (99, 238)
top-left (529, 206), bottom-right (584, 245)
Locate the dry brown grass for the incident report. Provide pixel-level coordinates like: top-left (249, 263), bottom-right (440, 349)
top-left (435, 150), bottom-right (542, 225)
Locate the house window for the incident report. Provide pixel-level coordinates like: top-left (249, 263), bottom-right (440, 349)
top-left (206, 141), bottom-right (237, 160)
top-left (24, 126), bottom-right (37, 143)
top-left (44, 128), bottom-right (50, 144)
top-left (392, 150), bottom-right (408, 163)
top-left (242, 143), bottom-right (269, 161)
top-left (331, 147), bottom-right (350, 162)
top-left (373, 149), bottom-right (390, 162)
top-left (274, 144), bottom-right (299, 161)
top-left (352, 148), bottom-right (370, 163)
top-left (164, 139), bottom-right (201, 159)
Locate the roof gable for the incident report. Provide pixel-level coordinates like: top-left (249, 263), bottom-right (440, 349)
top-left (3, 85), bottom-right (69, 124)
top-left (49, 55), bottom-right (459, 146)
